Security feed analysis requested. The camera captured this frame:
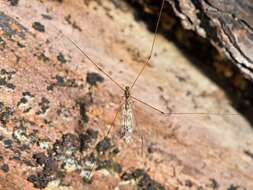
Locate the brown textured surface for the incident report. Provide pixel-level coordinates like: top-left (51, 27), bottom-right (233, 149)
top-left (164, 0), bottom-right (253, 81)
top-left (0, 0), bottom-right (253, 190)
top-left (129, 0), bottom-right (253, 143)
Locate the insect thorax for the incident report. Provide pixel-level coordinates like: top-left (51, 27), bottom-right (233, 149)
top-left (124, 86), bottom-right (131, 99)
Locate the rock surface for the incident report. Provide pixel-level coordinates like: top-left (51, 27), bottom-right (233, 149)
top-left (0, 0), bottom-right (252, 189)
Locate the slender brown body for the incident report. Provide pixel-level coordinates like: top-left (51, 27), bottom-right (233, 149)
top-left (121, 86), bottom-right (134, 142)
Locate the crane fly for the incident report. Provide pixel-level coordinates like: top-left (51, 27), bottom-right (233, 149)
top-left (0, 0), bottom-right (234, 147)
top-left (119, 86), bottom-right (134, 143)
top-left (63, 0), bottom-right (239, 181)
top-left (0, 0), bottom-right (242, 185)
top-left (65, 0), bottom-right (238, 144)
top-left (65, 0), bottom-right (167, 144)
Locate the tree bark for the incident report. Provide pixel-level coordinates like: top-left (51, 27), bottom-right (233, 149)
top-left (166, 0), bottom-right (253, 81)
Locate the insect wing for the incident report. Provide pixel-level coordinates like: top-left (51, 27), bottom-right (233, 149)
top-left (120, 100), bottom-right (134, 143)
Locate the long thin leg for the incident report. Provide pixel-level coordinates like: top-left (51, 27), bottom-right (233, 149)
top-left (131, 95), bottom-right (166, 114)
top-left (131, 95), bottom-right (239, 116)
top-left (105, 102), bottom-right (123, 137)
top-left (130, 0), bottom-right (165, 90)
top-left (39, 15), bottom-right (125, 91)
top-left (63, 34), bottom-right (124, 91)
top-left (87, 101), bottom-right (123, 180)
top-left (2, 0), bottom-right (125, 91)
top-left (132, 105), bottom-right (145, 168)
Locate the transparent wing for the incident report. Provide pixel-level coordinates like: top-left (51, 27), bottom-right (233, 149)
top-left (120, 99), bottom-right (134, 143)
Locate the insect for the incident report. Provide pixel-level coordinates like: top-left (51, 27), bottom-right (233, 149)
top-left (63, 0), bottom-right (167, 144)
top-left (65, 0), bottom-right (238, 144)
top-left (1, 0), bottom-right (235, 144)
top-left (1, 0), bottom-right (246, 189)
top-left (120, 86), bottom-right (134, 142)
top-left (62, 0), bottom-right (240, 182)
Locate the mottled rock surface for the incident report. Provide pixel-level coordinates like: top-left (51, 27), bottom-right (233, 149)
top-left (0, 0), bottom-right (252, 189)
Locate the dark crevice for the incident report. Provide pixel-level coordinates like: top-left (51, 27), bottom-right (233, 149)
top-left (125, 0), bottom-right (253, 126)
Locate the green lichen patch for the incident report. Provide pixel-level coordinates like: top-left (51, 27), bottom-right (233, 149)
top-left (47, 75), bottom-right (83, 91)
top-left (0, 101), bottom-right (14, 125)
top-left (0, 133), bottom-right (4, 141)
top-left (0, 11), bottom-right (27, 38)
top-left (53, 133), bottom-right (82, 172)
top-left (27, 133), bottom-right (83, 188)
top-left (22, 91), bottom-right (34, 97)
top-left (17, 96), bottom-right (28, 107)
top-left (56, 104), bottom-right (71, 119)
top-left (96, 159), bottom-right (122, 174)
top-left (208, 178), bottom-right (219, 189)
top-left (121, 169), bottom-right (165, 190)
top-left (3, 139), bottom-right (13, 149)
top-left (95, 137), bottom-right (111, 153)
top-left (47, 75), bottom-right (81, 91)
top-left (27, 171), bottom-right (56, 189)
top-left (32, 22), bottom-right (45, 32)
top-left (8, 0), bottom-right (19, 6)
top-left (17, 91), bottom-right (35, 113)
top-left (0, 36), bottom-right (6, 49)
top-left (80, 137), bottom-right (122, 182)
top-left (64, 14), bottom-right (82, 32)
top-left (26, 128), bottom-right (123, 188)
top-left (35, 52), bottom-right (50, 63)
top-left (79, 129), bottom-right (98, 152)
top-left (55, 75), bottom-right (79, 88)
top-left (227, 184), bottom-right (243, 190)
top-left (36, 97), bottom-right (50, 115)
top-left (37, 138), bottom-right (51, 149)
top-left (27, 151), bottom-right (58, 189)
top-left (46, 84), bottom-right (54, 91)
top-left (0, 163), bottom-right (9, 173)
top-left (57, 52), bottom-right (67, 64)
top-left (86, 72), bottom-right (104, 87)
top-left (33, 152), bottom-right (58, 173)
top-left (12, 119), bottom-right (40, 146)
top-left (53, 133), bottom-right (80, 156)
top-left (41, 14), bottom-right (53, 20)
top-left (76, 96), bottom-right (92, 128)
top-left (0, 69), bottom-right (16, 90)
top-left (13, 126), bottom-right (31, 145)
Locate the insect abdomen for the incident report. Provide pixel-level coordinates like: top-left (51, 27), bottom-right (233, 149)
top-left (121, 100), bottom-right (134, 143)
